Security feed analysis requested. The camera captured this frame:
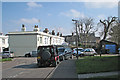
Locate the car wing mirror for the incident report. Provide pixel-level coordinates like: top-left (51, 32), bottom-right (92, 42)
top-left (65, 51), bottom-right (67, 53)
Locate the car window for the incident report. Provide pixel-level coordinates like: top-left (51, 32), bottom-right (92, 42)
top-left (39, 47), bottom-right (50, 52)
top-left (10, 51), bottom-right (14, 53)
top-left (85, 49), bottom-right (90, 52)
top-left (68, 48), bottom-right (72, 51)
top-left (92, 49), bottom-right (95, 52)
top-left (75, 49), bottom-right (83, 51)
top-left (3, 52), bottom-right (9, 53)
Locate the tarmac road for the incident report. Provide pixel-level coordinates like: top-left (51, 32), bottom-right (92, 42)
top-left (2, 57), bottom-right (55, 79)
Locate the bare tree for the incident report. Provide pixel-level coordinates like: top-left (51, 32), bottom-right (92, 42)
top-left (99, 16), bottom-right (117, 40)
top-left (108, 20), bottom-right (120, 44)
top-left (98, 16), bottom-right (118, 57)
top-left (72, 17), bottom-right (97, 48)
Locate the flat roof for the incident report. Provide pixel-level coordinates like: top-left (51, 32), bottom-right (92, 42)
top-left (0, 35), bottom-right (8, 38)
top-left (7, 31), bottom-right (64, 39)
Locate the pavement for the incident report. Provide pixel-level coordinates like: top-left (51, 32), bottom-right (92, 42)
top-left (49, 58), bottom-right (78, 79)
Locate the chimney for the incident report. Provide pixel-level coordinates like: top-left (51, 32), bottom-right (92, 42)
top-left (72, 32), bottom-right (74, 36)
top-left (33, 25), bottom-right (39, 31)
top-left (52, 30), bottom-right (55, 35)
top-left (43, 28), bottom-right (49, 33)
top-left (57, 32), bottom-right (59, 36)
top-left (21, 24), bottom-right (26, 31)
top-left (0, 32), bottom-right (3, 35)
top-left (60, 33), bottom-right (62, 37)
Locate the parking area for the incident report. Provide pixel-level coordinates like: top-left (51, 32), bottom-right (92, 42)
top-left (2, 57), bottom-right (55, 78)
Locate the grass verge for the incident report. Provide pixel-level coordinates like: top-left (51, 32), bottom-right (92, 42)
top-left (0, 58), bottom-right (12, 62)
top-left (76, 56), bottom-right (119, 74)
top-left (92, 74), bottom-right (120, 78)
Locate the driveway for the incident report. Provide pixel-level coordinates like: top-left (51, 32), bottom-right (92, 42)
top-left (2, 57), bottom-right (55, 79)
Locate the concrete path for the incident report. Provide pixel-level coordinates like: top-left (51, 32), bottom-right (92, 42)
top-left (50, 59), bottom-right (78, 78)
top-left (78, 71), bottom-right (120, 78)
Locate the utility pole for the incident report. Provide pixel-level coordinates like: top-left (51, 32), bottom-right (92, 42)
top-left (72, 19), bottom-right (79, 59)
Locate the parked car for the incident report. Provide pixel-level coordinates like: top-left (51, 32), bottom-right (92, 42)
top-left (73, 48), bottom-right (83, 56)
top-left (118, 48), bottom-right (120, 54)
top-left (81, 48), bottom-right (97, 56)
top-left (58, 47), bottom-right (73, 60)
top-left (37, 45), bottom-right (60, 67)
top-left (58, 47), bottom-right (66, 61)
top-left (2, 51), bottom-right (14, 58)
top-left (25, 51), bottom-right (37, 57)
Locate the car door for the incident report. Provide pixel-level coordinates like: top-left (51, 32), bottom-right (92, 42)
top-left (67, 48), bottom-right (72, 58)
top-left (64, 49), bottom-right (69, 59)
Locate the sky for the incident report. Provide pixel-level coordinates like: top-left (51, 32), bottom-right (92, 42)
top-left (2, 2), bottom-right (118, 37)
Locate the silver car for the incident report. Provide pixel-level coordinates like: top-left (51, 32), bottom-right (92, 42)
top-left (73, 48), bottom-right (83, 56)
top-left (2, 51), bottom-right (14, 58)
top-left (25, 51), bottom-right (37, 57)
top-left (81, 48), bottom-right (97, 56)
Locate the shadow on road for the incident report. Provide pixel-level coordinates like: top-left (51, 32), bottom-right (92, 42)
top-left (12, 63), bottom-right (54, 69)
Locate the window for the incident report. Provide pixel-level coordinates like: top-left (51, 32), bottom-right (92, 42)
top-left (56, 39), bottom-right (57, 43)
top-left (45, 37), bottom-right (48, 44)
top-left (53, 39), bottom-right (54, 44)
top-left (47, 38), bottom-right (48, 44)
top-left (40, 37), bottom-right (42, 43)
top-left (2, 38), bottom-right (5, 44)
top-left (45, 38), bottom-right (47, 44)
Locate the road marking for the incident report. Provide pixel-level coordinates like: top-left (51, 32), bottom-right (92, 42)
top-left (9, 74), bottom-right (18, 78)
top-left (19, 71), bottom-right (29, 75)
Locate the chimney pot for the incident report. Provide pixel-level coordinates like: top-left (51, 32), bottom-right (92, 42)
top-left (43, 28), bottom-right (49, 33)
top-left (72, 32), bottom-right (74, 36)
top-left (60, 33), bottom-right (62, 37)
top-left (57, 32), bottom-right (59, 36)
top-left (22, 24), bottom-right (25, 27)
top-left (52, 30), bottom-right (55, 35)
top-left (33, 25), bottom-right (39, 31)
top-left (21, 24), bottom-right (26, 31)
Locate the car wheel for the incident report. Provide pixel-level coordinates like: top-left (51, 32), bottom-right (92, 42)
top-left (52, 60), bottom-right (57, 67)
top-left (80, 54), bottom-right (84, 57)
top-left (62, 56), bottom-right (65, 61)
top-left (25, 54), bottom-right (30, 57)
top-left (70, 55), bottom-right (73, 59)
top-left (37, 62), bottom-right (42, 67)
top-left (57, 58), bottom-right (60, 64)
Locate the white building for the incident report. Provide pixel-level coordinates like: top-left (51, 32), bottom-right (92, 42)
top-left (7, 25), bottom-right (65, 56)
top-left (0, 33), bottom-right (8, 53)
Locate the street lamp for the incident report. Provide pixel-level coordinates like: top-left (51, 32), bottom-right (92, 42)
top-left (72, 19), bottom-right (79, 59)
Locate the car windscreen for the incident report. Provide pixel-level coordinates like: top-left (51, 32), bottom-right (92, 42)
top-left (58, 48), bottom-right (65, 52)
top-left (81, 49), bottom-right (84, 52)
